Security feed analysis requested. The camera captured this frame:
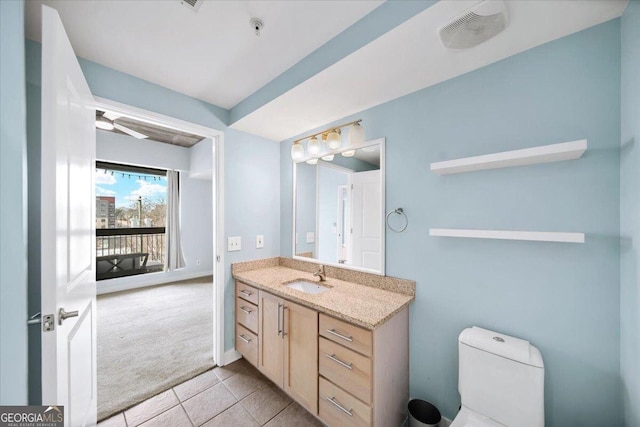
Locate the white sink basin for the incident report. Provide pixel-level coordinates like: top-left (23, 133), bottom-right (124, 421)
top-left (285, 280), bottom-right (330, 294)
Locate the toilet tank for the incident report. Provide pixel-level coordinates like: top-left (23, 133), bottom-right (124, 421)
top-left (458, 327), bottom-right (544, 427)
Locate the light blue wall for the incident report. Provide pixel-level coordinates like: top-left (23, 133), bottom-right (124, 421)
top-left (620, 1), bottom-right (640, 425)
top-left (281, 21), bottom-right (622, 425)
top-left (223, 127), bottom-right (280, 350)
top-left (24, 40), bottom-right (281, 385)
top-left (77, 57), bottom-right (229, 127)
top-left (0, 0), bottom-right (28, 405)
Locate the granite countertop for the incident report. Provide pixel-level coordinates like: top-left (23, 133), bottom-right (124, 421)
top-left (233, 265), bottom-right (414, 330)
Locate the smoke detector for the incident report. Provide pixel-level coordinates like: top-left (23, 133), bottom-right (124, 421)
top-left (250, 18), bottom-right (264, 36)
top-left (438, 0), bottom-right (508, 49)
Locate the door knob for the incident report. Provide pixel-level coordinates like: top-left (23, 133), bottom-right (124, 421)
top-left (58, 308), bottom-right (79, 325)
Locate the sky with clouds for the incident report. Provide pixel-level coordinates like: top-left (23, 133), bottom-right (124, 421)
top-left (95, 168), bottom-right (167, 208)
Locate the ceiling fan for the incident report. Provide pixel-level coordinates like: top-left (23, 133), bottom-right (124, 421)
top-left (95, 111), bottom-right (148, 139)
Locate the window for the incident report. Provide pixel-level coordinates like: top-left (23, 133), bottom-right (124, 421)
top-left (95, 162), bottom-right (170, 280)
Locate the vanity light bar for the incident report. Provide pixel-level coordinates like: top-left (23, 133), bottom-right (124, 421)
top-left (293, 119), bottom-right (362, 144)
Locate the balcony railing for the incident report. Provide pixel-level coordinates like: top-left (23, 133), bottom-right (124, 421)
top-left (96, 227), bottom-right (165, 280)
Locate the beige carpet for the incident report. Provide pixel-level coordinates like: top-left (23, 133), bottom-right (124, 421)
top-left (97, 276), bottom-right (215, 421)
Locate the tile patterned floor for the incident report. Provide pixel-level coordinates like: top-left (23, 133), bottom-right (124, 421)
top-left (98, 359), bottom-right (324, 427)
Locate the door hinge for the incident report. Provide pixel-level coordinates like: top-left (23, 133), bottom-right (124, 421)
top-left (43, 314), bottom-right (55, 332)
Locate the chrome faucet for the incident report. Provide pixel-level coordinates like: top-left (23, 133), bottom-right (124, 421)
top-left (313, 265), bottom-right (326, 282)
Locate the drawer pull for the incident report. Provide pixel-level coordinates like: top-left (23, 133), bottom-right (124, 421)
top-left (326, 353), bottom-right (353, 370)
top-left (326, 328), bottom-right (353, 342)
top-left (238, 334), bottom-right (252, 344)
top-left (239, 290), bottom-right (253, 297)
top-left (239, 306), bottom-right (252, 314)
top-left (326, 396), bottom-right (353, 417)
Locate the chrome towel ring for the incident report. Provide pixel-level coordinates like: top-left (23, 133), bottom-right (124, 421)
top-left (386, 208), bottom-right (408, 233)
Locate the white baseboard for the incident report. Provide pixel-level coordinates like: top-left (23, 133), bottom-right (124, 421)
top-left (97, 269), bottom-right (213, 295)
top-left (221, 349), bottom-right (241, 366)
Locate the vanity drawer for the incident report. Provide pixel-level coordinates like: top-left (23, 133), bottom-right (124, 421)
top-left (319, 337), bottom-right (372, 404)
top-left (319, 376), bottom-right (371, 427)
top-left (236, 323), bottom-right (258, 367)
top-left (320, 313), bottom-right (372, 357)
top-left (236, 281), bottom-right (259, 305)
top-left (236, 297), bottom-right (258, 333)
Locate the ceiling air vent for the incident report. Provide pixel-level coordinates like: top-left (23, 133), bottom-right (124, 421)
top-left (180, 0), bottom-right (203, 13)
top-left (438, 0), bottom-right (508, 49)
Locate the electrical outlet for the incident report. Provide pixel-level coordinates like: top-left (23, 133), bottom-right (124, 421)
top-left (196, 259), bottom-right (201, 266)
top-left (227, 236), bottom-right (241, 252)
top-left (306, 232), bottom-right (315, 244)
top-left (256, 235), bottom-right (264, 249)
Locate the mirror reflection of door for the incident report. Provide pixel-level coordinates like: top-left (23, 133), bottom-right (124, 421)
top-left (350, 170), bottom-right (382, 271)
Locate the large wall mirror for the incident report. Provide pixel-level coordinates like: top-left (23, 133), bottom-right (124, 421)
top-left (293, 138), bottom-right (385, 275)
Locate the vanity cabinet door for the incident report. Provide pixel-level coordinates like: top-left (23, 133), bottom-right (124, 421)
top-left (258, 290), bottom-right (284, 386)
top-left (284, 300), bottom-right (318, 415)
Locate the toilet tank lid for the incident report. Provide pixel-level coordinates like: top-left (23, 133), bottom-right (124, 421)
top-left (459, 327), bottom-right (544, 368)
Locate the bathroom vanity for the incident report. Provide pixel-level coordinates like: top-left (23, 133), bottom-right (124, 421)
top-left (233, 257), bottom-right (414, 427)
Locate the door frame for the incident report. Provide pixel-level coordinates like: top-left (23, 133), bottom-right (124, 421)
top-left (336, 184), bottom-right (350, 264)
top-left (91, 96), bottom-right (226, 366)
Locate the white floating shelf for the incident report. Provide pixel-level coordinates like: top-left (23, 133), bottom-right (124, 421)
top-left (429, 228), bottom-right (585, 243)
top-left (430, 139), bottom-right (587, 175)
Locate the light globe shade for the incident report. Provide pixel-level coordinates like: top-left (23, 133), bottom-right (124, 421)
top-left (321, 154), bottom-right (335, 161)
top-left (342, 150), bottom-right (356, 157)
top-left (291, 142), bottom-right (305, 161)
top-left (326, 131), bottom-right (341, 150)
top-left (306, 158), bottom-right (318, 165)
top-left (348, 123), bottom-right (365, 146)
top-left (307, 136), bottom-right (322, 155)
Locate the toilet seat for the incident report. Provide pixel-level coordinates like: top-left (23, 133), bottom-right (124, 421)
top-left (450, 407), bottom-right (506, 427)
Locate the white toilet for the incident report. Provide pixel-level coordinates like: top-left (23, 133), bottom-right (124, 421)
top-left (451, 326), bottom-right (545, 427)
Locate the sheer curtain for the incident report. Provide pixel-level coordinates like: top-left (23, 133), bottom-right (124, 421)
top-left (166, 170), bottom-right (185, 271)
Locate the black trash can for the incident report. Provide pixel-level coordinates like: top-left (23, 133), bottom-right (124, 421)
top-left (408, 399), bottom-right (441, 427)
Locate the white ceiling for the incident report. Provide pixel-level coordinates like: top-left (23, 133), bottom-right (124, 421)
top-left (24, 0), bottom-right (628, 142)
top-left (231, 0), bottom-right (628, 141)
top-left (24, 0), bottom-right (382, 109)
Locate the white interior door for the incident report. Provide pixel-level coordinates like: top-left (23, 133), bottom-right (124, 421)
top-left (350, 170), bottom-right (382, 270)
top-left (40, 6), bottom-right (97, 426)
